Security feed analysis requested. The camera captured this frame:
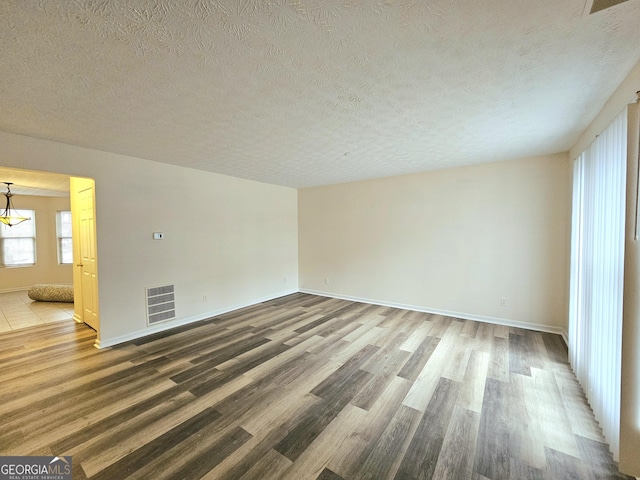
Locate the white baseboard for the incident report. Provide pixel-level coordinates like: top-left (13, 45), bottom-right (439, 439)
top-left (299, 288), bottom-right (568, 339)
top-left (95, 289), bottom-right (298, 349)
top-left (94, 287), bottom-right (568, 349)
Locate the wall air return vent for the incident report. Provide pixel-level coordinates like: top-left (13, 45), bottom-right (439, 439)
top-left (146, 285), bottom-right (176, 325)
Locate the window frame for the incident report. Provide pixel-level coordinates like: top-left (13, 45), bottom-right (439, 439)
top-left (0, 209), bottom-right (36, 267)
top-left (56, 210), bottom-right (73, 265)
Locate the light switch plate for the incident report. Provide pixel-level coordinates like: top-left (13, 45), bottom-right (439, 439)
top-left (153, 232), bottom-right (164, 240)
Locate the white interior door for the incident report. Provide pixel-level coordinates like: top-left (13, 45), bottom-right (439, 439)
top-left (71, 177), bottom-right (99, 332)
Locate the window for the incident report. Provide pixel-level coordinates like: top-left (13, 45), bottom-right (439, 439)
top-left (0, 210), bottom-right (36, 267)
top-left (57, 211), bottom-right (73, 264)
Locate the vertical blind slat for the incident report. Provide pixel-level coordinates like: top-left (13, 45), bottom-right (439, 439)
top-left (569, 108), bottom-right (627, 460)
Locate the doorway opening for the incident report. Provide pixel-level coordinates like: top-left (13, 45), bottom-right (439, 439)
top-left (0, 167), bottom-right (99, 339)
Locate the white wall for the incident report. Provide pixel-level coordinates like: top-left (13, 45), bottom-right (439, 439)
top-left (0, 195), bottom-right (72, 291)
top-left (299, 154), bottom-right (570, 333)
top-left (2, 131), bottom-right (298, 346)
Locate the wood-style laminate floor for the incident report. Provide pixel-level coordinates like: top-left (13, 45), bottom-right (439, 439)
top-left (0, 293), bottom-right (631, 479)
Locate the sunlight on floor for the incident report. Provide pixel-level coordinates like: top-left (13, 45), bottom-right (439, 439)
top-left (0, 290), bottom-right (74, 333)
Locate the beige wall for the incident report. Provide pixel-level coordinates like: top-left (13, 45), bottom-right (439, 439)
top-left (0, 195), bottom-right (72, 291)
top-left (299, 154), bottom-right (571, 333)
top-left (622, 102), bottom-right (640, 477)
top-left (1, 132), bottom-right (298, 346)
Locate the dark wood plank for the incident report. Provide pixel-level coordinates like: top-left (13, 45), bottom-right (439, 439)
top-left (237, 449), bottom-right (292, 480)
top-left (310, 344), bottom-right (379, 399)
top-left (474, 377), bottom-right (511, 479)
top-left (545, 446), bottom-right (591, 480)
top-left (316, 467), bottom-right (346, 480)
top-left (211, 426), bottom-right (290, 480)
top-left (509, 458), bottom-right (546, 480)
top-left (351, 348), bottom-right (411, 410)
top-left (329, 376), bottom-right (413, 478)
top-left (88, 407), bottom-right (223, 480)
top-left (274, 367), bottom-right (373, 461)
top-left (394, 377), bottom-right (461, 480)
top-left (575, 435), bottom-right (635, 480)
top-left (355, 405), bottom-right (421, 480)
top-left (432, 405), bottom-right (480, 479)
top-left (397, 335), bottom-right (440, 381)
top-left (488, 335), bottom-right (509, 382)
top-left (50, 387), bottom-right (193, 454)
top-left (542, 331), bottom-right (569, 364)
top-left (163, 426), bottom-right (252, 479)
top-left (509, 332), bottom-right (532, 376)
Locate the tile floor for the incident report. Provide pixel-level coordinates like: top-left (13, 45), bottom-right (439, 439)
top-left (0, 290), bottom-right (74, 333)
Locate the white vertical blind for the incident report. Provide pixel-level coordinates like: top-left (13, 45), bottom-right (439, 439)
top-left (569, 108), bottom-right (627, 459)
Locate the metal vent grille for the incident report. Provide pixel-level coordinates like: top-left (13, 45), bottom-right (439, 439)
top-left (146, 285), bottom-right (176, 325)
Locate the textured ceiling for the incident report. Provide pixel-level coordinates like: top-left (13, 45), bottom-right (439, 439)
top-left (1, 1), bottom-right (640, 188)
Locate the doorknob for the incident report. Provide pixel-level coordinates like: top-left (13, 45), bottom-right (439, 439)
top-left (76, 263), bottom-right (83, 267)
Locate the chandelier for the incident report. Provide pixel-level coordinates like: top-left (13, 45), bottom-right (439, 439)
top-left (0, 182), bottom-right (30, 227)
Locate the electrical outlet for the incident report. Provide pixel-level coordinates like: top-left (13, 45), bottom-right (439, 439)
top-left (500, 297), bottom-right (507, 307)
top-left (324, 278), bottom-right (330, 285)
top-left (203, 295), bottom-right (208, 302)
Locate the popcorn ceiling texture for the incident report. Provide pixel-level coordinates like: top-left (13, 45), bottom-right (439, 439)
top-left (1, 0), bottom-right (640, 188)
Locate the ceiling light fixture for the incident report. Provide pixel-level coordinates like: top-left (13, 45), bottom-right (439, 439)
top-left (0, 182), bottom-right (30, 227)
